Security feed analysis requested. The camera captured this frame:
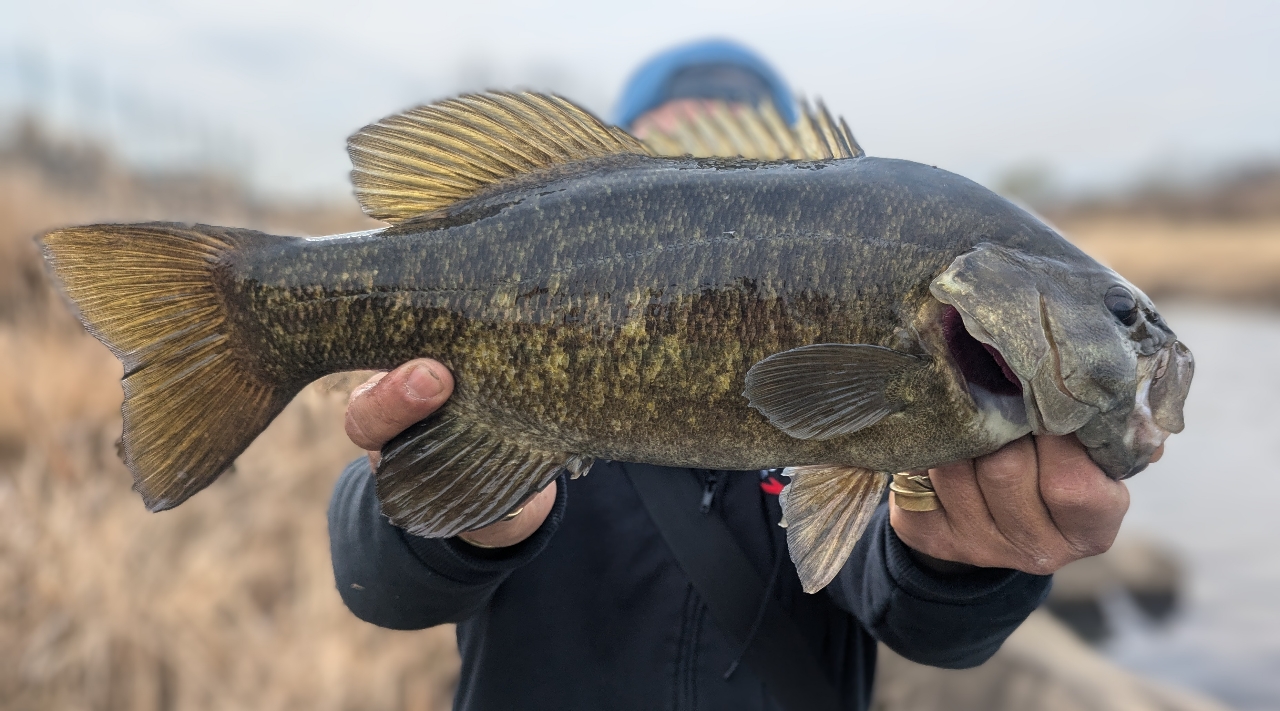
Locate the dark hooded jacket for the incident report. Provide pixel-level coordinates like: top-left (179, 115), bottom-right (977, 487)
top-left (328, 458), bottom-right (1050, 711)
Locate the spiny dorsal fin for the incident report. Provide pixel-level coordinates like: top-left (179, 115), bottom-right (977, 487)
top-left (348, 91), bottom-right (653, 223)
top-left (637, 98), bottom-right (864, 161)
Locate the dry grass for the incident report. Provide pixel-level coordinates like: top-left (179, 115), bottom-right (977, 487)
top-left (0, 154), bottom-right (458, 710)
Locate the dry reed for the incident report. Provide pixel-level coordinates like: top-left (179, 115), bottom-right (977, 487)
top-left (0, 154), bottom-right (458, 711)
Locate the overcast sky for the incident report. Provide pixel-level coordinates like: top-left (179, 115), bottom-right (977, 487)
top-left (3, 0), bottom-right (1278, 200)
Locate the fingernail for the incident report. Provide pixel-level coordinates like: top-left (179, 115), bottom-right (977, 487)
top-left (405, 364), bottom-right (443, 400)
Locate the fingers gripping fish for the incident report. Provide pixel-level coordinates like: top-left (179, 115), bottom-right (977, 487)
top-left (38, 92), bottom-right (1193, 593)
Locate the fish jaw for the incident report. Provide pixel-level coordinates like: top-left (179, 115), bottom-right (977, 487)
top-left (1076, 339), bottom-right (1194, 479)
top-left (1149, 340), bottom-right (1194, 434)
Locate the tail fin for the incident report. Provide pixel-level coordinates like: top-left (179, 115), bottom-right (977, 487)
top-left (39, 222), bottom-right (292, 511)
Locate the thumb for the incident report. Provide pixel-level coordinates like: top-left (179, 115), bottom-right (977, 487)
top-left (344, 359), bottom-right (454, 452)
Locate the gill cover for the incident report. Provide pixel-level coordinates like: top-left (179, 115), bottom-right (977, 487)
top-left (929, 243), bottom-right (1133, 439)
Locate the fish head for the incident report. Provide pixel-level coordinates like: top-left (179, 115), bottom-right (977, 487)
top-left (930, 242), bottom-right (1194, 479)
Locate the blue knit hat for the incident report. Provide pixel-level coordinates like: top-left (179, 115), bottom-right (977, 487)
top-left (613, 39), bottom-right (797, 129)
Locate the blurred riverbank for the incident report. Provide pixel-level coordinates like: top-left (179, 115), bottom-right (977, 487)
top-left (1064, 219), bottom-right (1280, 306)
top-left (0, 125), bottom-right (457, 710)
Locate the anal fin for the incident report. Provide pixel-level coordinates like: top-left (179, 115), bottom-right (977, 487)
top-left (376, 407), bottom-right (591, 537)
top-left (779, 465), bottom-right (888, 593)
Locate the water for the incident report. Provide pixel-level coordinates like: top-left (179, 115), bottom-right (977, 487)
top-left (1101, 303), bottom-right (1280, 710)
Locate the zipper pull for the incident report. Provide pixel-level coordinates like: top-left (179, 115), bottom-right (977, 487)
top-left (700, 472), bottom-right (719, 513)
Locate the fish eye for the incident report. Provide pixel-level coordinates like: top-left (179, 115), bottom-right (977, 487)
top-left (1104, 286), bottom-right (1140, 327)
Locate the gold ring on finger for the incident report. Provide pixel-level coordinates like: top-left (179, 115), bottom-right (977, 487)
top-left (890, 471), bottom-right (940, 512)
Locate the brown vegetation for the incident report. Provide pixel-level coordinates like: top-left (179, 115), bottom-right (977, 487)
top-left (1047, 163), bottom-right (1280, 306)
top-left (1061, 217), bottom-right (1280, 306)
top-left (1052, 165), bottom-right (1280, 223)
top-left (0, 126), bottom-right (457, 711)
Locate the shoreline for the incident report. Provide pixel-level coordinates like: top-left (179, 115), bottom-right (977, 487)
top-left (1059, 218), bottom-right (1280, 307)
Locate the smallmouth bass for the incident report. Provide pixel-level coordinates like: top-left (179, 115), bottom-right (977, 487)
top-left (39, 92), bottom-right (1193, 592)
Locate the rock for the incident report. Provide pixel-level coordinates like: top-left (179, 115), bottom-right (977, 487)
top-left (1044, 538), bottom-right (1183, 642)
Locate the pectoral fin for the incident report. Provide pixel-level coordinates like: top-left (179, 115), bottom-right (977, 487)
top-left (779, 465), bottom-right (888, 593)
top-left (376, 407), bottom-right (592, 538)
top-left (743, 344), bottom-right (927, 440)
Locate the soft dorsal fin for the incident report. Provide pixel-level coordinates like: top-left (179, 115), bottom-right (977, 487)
top-left (348, 91), bottom-right (653, 223)
top-left (637, 98), bottom-right (864, 161)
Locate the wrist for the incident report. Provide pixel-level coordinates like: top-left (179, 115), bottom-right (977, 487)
top-left (904, 544), bottom-right (982, 577)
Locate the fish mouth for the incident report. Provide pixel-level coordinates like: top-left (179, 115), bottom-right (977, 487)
top-left (1095, 375), bottom-right (1167, 481)
top-left (1118, 461), bottom-right (1148, 480)
top-left (1075, 339), bottom-right (1194, 481)
top-left (1111, 341), bottom-right (1193, 479)
top-left (941, 305), bottom-right (1022, 397)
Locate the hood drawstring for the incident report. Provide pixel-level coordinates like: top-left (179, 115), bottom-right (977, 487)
top-left (723, 523), bottom-right (786, 680)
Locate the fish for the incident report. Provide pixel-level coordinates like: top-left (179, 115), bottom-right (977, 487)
top-left (38, 91), bottom-right (1194, 593)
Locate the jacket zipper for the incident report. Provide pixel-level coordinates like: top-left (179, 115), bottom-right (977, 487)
top-left (699, 472), bottom-right (719, 513)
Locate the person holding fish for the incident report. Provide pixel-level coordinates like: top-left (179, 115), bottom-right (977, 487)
top-left (40, 39), bottom-right (1191, 711)
top-left (324, 41), bottom-right (1180, 711)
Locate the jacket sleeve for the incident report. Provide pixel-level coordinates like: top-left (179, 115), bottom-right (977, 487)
top-left (824, 502), bottom-right (1052, 669)
top-left (327, 457), bottom-right (567, 630)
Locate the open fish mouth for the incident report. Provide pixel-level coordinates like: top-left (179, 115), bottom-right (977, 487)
top-left (938, 304), bottom-right (1034, 444)
top-left (941, 305), bottom-right (1022, 398)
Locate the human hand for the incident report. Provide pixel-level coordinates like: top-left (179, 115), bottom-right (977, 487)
top-left (344, 359), bottom-right (557, 549)
top-left (889, 435), bottom-right (1150, 576)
